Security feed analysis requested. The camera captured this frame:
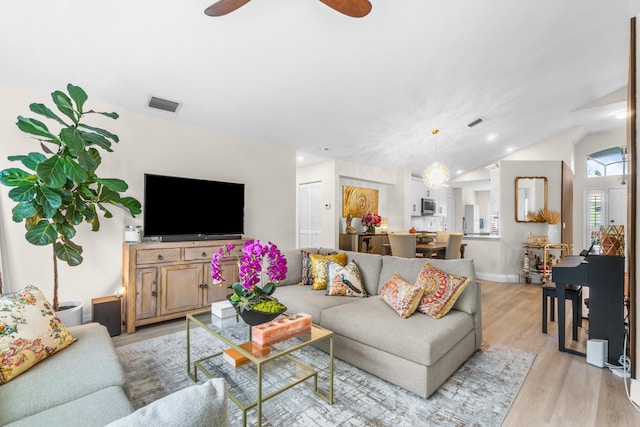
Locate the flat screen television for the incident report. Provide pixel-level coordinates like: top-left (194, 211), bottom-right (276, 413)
top-left (143, 173), bottom-right (244, 241)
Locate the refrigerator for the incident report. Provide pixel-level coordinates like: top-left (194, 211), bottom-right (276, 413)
top-left (463, 204), bottom-right (480, 234)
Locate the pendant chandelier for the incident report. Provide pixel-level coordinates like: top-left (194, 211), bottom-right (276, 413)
top-left (423, 129), bottom-right (450, 188)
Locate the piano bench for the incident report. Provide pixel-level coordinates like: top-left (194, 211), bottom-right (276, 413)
top-left (542, 283), bottom-right (583, 341)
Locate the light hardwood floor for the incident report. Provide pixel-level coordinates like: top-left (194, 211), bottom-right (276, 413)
top-left (113, 280), bottom-right (640, 426)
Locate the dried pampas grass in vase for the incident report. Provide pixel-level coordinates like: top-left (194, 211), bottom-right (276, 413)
top-left (536, 208), bottom-right (561, 224)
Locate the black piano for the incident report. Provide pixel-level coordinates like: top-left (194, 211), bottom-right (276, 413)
top-left (551, 255), bottom-right (625, 364)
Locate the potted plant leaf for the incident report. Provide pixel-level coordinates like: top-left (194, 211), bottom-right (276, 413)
top-left (0, 84), bottom-right (141, 324)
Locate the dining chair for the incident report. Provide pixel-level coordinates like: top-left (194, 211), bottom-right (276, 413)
top-left (435, 231), bottom-right (450, 243)
top-left (388, 233), bottom-right (418, 258)
top-left (445, 232), bottom-right (464, 259)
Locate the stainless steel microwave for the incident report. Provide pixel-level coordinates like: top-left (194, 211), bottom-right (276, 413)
top-left (421, 198), bottom-right (436, 215)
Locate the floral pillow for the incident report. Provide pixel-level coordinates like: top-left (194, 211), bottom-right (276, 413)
top-left (309, 253), bottom-right (348, 290)
top-left (414, 263), bottom-right (471, 319)
top-left (0, 285), bottom-right (77, 384)
top-left (378, 273), bottom-right (425, 318)
top-left (326, 260), bottom-right (367, 297)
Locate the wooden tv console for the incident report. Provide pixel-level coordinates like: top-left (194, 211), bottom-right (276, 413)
top-left (122, 238), bottom-right (248, 333)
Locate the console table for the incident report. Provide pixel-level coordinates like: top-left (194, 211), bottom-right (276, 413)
top-left (338, 233), bottom-right (389, 255)
top-left (122, 238), bottom-right (248, 333)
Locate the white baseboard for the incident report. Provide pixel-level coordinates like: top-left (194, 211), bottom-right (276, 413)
top-left (630, 378), bottom-right (640, 405)
top-left (476, 272), bottom-right (519, 283)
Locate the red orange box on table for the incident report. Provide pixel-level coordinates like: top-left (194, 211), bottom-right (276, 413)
top-left (251, 313), bottom-right (312, 347)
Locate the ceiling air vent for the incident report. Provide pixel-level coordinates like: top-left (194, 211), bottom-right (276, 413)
top-left (467, 118), bottom-right (483, 128)
top-left (148, 96), bottom-right (180, 113)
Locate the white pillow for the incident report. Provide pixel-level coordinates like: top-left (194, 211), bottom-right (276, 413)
top-left (107, 378), bottom-right (228, 427)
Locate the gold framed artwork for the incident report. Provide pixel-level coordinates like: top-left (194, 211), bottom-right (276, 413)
top-left (342, 186), bottom-right (378, 218)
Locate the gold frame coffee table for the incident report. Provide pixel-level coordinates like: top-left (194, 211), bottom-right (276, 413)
top-left (186, 309), bottom-right (334, 426)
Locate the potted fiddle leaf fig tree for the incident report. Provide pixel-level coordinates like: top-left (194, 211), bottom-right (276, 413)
top-left (0, 84), bottom-right (141, 323)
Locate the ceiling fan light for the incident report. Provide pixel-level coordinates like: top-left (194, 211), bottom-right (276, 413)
top-left (423, 162), bottom-right (450, 189)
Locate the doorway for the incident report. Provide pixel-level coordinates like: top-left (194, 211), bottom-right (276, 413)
top-left (585, 187), bottom-right (627, 252)
top-left (298, 182), bottom-right (322, 247)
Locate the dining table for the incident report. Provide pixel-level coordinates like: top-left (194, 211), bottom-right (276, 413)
top-left (415, 242), bottom-right (466, 259)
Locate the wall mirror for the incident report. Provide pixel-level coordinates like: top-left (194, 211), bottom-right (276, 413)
top-left (515, 176), bottom-right (548, 222)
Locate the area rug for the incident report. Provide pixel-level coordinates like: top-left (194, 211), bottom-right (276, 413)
top-left (116, 328), bottom-right (535, 426)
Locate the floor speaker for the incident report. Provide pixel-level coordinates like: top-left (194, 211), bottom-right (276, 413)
top-left (92, 296), bottom-right (122, 337)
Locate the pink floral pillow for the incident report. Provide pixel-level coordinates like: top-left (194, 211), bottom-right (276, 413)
top-left (378, 273), bottom-right (425, 318)
top-left (414, 263), bottom-right (471, 319)
top-left (0, 285), bottom-right (77, 384)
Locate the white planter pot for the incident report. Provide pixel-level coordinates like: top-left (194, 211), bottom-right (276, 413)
top-left (55, 301), bottom-right (83, 327)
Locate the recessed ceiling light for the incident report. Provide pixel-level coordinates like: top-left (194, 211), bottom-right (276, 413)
top-left (456, 169), bottom-right (464, 175)
top-left (297, 155), bottom-right (305, 162)
top-left (615, 110), bottom-right (628, 119)
top-left (506, 147), bottom-right (514, 153)
top-left (487, 133), bottom-right (498, 142)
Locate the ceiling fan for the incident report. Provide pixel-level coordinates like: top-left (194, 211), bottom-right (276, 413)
top-left (204, 0), bottom-right (372, 18)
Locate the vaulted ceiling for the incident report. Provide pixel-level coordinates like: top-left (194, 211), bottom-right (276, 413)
top-left (0, 1), bottom-right (634, 179)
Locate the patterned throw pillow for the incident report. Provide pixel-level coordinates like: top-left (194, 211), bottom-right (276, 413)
top-left (326, 260), bottom-right (367, 297)
top-left (0, 285), bottom-right (77, 384)
top-left (414, 263), bottom-right (471, 319)
top-left (378, 273), bottom-right (425, 318)
top-left (309, 253), bottom-right (348, 290)
top-left (299, 250), bottom-right (316, 286)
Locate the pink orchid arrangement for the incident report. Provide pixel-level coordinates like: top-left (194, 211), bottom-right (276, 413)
top-left (211, 240), bottom-right (288, 312)
top-left (361, 212), bottom-right (382, 228)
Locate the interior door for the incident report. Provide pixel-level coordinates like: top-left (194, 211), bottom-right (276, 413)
top-left (608, 187), bottom-right (627, 229)
top-left (299, 182), bottom-right (322, 247)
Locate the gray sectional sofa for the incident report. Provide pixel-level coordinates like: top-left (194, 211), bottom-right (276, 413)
top-left (1, 322), bottom-right (228, 427)
top-left (276, 248), bottom-right (482, 398)
top-left (1, 323), bottom-right (133, 426)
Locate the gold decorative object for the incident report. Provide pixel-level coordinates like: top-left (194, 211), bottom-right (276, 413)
top-left (342, 186), bottom-right (378, 218)
top-left (535, 208), bottom-right (561, 224)
top-left (600, 225), bottom-right (625, 256)
top-left (345, 214), bottom-right (357, 234)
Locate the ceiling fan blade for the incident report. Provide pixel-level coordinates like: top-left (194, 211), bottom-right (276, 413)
top-left (319, 0), bottom-right (372, 18)
top-left (204, 0), bottom-right (251, 16)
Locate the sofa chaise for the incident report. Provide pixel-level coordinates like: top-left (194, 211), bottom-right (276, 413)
top-left (1, 318), bottom-right (228, 426)
top-left (275, 248), bottom-right (482, 398)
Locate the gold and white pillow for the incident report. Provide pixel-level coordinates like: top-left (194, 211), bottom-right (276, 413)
top-left (309, 253), bottom-right (347, 290)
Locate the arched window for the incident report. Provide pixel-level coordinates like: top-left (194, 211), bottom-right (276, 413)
top-left (586, 146), bottom-right (628, 178)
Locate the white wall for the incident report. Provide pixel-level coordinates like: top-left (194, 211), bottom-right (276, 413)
top-left (499, 160), bottom-right (564, 280)
top-left (296, 159), bottom-right (409, 249)
top-left (573, 126), bottom-right (628, 249)
top-left (0, 84), bottom-right (296, 320)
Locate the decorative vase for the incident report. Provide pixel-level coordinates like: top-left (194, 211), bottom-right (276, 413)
top-left (238, 307), bottom-right (286, 326)
top-left (226, 294), bottom-right (286, 326)
top-left (367, 225), bottom-right (376, 234)
top-left (547, 223), bottom-right (560, 244)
